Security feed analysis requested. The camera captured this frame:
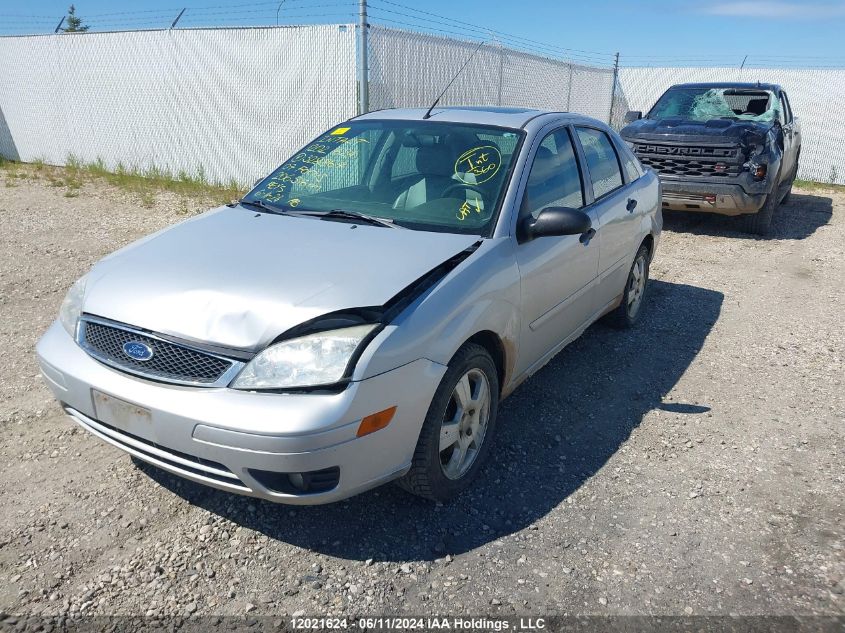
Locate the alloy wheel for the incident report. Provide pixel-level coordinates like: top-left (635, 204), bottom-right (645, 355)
top-left (627, 254), bottom-right (647, 319)
top-left (439, 368), bottom-right (491, 480)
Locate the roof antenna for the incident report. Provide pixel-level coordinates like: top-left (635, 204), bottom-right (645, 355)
top-left (423, 40), bottom-right (486, 120)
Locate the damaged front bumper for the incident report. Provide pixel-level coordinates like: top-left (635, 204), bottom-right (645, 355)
top-left (36, 320), bottom-right (446, 504)
top-left (658, 175), bottom-right (770, 216)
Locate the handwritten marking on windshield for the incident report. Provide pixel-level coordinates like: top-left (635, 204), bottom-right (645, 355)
top-left (456, 199), bottom-right (482, 221)
top-left (455, 146), bottom-right (502, 185)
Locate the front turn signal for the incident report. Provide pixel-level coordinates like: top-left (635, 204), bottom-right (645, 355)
top-left (357, 406), bottom-right (397, 437)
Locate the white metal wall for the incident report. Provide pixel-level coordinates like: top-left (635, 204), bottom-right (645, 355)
top-left (368, 26), bottom-right (615, 121)
top-left (618, 67), bottom-right (845, 184)
top-left (0, 26), bottom-right (358, 186)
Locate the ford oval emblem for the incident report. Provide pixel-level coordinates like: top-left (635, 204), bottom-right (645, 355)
top-left (123, 341), bottom-right (154, 361)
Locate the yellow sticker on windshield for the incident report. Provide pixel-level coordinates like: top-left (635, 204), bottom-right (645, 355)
top-left (331, 127), bottom-right (351, 135)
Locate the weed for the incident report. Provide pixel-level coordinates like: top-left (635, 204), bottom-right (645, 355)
top-left (140, 191), bottom-right (156, 208)
top-left (66, 153), bottom-right (82, 170)
top-left (794, 179), bottom-right (845, 194)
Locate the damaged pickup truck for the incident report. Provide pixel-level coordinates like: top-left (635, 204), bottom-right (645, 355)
top-left (621, 82), bottom-right (801, 234)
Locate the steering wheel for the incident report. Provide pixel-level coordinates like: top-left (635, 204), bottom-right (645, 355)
top-left (441, 182), bottom-right (487, 203)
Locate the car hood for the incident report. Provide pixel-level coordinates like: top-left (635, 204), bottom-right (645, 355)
top-left (621, 117), bottom-right (773, 146)
top-left (83, 206), bottom-right (479, 351)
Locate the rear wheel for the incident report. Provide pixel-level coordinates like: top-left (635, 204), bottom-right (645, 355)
top-left (606, 244), bottom-right (650, 330)
top-left (397, 343), bottom-right (499, 502)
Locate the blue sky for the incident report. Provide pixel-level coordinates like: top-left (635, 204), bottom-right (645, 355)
top-left (3, 0), bottom-right (845, 66)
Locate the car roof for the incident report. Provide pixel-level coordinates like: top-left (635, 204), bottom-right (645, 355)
top-left (352, 106), bottom-right (591, 129)
top-left (669, 82), bottom-right (783, 92)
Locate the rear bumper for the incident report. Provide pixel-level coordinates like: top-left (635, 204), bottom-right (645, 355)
top-left (36, 320), bottom-right (446, 505)
top-left (659, 179), bottom-right (768, 215)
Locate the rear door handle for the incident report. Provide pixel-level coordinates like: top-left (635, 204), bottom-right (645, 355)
top-left (579, 228), bottom-right (596, 244)
top-left (626, 199), bottom-right (638, 213)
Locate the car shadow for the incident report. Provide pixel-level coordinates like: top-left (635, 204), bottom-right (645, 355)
top-left (662, 192), bottom-right (832, 241)
top-left (137, 279), bottom-right (723, 562)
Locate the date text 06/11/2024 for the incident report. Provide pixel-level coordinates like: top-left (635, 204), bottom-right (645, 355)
top-left (290, 617), bottom-right (547, 631)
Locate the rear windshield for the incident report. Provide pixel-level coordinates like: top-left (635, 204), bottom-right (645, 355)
top-left (243, 121), bottom-right (525, 235)
top-left (649, 88), bottom-right (782, 123)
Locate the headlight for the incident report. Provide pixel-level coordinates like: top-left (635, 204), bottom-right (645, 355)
top-left (59, 276), bottom-right (87, 337)
top-left (231, 324), bottom-right (378, 390)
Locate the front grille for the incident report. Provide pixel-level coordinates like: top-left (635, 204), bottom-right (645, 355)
top-left (632, 143), bottom-right (743, 178)
top-left (80, 318), bottom-right (234, 385)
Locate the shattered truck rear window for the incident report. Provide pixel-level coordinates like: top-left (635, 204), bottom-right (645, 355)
top-left (649, 88), bottom-right (782, 123)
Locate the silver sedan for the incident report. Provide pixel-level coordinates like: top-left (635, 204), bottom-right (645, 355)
top-left (36, 107), bottom-right (662, 504)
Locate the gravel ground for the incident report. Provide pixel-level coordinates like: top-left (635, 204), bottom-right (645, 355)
top-left (0, 175), bottom-right (842, 618)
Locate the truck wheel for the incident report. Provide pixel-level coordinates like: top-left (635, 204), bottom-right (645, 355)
top-left (606, 244), bottom-right (650, 330)
top-left (738, 188), bottom-right (777, 235)
top-left (397, 343), bottom-right (499, 502)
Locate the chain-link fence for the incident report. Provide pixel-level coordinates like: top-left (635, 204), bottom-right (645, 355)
top-left (0, 23), bottom-right (843, 185)
top-left (368, 26), bottom-right (614, 121)
top-left (615, 66), bottom-right (845, 184)
top-left (0, 24), bottom-right (618, 186)
top-left (0, 26), bottom-right (358, 186)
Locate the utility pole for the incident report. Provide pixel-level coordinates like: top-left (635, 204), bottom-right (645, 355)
top-left (54, 16), bottom-right (65, 33)
top-left (608, 51), bottom-right (620, 126)
top-left (357, 0), bottom-right (369, 114)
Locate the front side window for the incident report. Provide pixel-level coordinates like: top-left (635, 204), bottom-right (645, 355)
top-left (244, 121), bottom-right (524, 235)
top-left (575, 127), bottom-right (623, 199)
top-left (522, 129), bottom-right (584, 219)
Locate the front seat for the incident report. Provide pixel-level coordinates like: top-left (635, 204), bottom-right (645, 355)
top-left (743, 98), bottom-right (769, 116)
top-left (393, 143), bottom-right (455, 210)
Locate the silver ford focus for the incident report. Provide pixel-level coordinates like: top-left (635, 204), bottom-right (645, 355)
top-left (36, 107), bottom-right (661, 505)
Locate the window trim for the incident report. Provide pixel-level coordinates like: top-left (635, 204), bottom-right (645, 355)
top-left (779, 91), bottom-right (793, 124)
top-left (572, 125), bottom-right (626, 203)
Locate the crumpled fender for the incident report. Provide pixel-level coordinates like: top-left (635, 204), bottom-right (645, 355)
top-left (353, 238), bottom-right (521, 390)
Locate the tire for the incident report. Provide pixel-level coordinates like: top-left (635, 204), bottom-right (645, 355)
top-left (605, 244), bottom-right (651, 330)
top-left (397, 343), bottom-right (499, 502)
top-left (737, 187), bottom-right (777, 235)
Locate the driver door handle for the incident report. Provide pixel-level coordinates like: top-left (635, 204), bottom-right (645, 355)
top-left (579, 228), bottom-right (596, 244)
top-left (626, 198), bottom-right (638, 213)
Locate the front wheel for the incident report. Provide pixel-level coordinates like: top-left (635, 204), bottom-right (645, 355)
top-left (737, 188), bottom-right (777, 235)
top-left (397, 343), bottom-right (499, 502)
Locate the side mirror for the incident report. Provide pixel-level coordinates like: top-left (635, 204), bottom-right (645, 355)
top-left (518, 207), bottom-right (592, 243)
top-left (624, 111), bottom-right (642, 123)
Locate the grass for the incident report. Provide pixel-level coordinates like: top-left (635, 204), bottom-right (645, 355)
top-left (794, 179), bottom-right (845, 194)
top-left (0, 155), bottom-right (245, 207)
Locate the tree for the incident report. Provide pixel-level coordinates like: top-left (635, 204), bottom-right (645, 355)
top-left (63, 5), bottom-right (89, 32)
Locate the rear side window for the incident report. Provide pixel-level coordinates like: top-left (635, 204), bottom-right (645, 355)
top-left (618, 142), bottom-right (643, 182)
top-left (575, 127), bottom-right (623, 199)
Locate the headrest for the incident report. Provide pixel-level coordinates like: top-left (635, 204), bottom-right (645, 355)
top-left (416, 144), bottom-right (454, 177)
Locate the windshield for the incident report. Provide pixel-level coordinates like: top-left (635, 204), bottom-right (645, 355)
top-left (242, 120), bottom-right (524, 235)
top-left (648, 88), bottom-right (782, 123)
